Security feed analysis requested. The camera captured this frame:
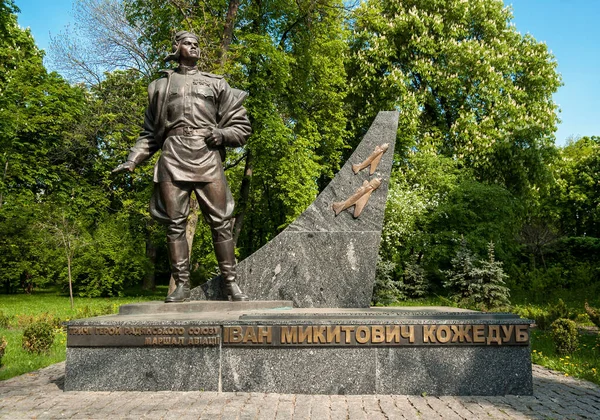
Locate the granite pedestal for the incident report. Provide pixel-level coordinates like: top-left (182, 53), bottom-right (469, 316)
top-left (191, 111), bottom-right (399, 308)
top-left (66, 304), bottom-right (533, 395)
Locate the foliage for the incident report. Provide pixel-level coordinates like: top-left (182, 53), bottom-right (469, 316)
top-left (512, 298), bottom-right (578, 331)
top-left (65, 217), bottom-right (150, 297)
top-left (347, 0), bottom-right (560, 197)
top-left (551, 318), bottom-right (579, 356)
top-left (373, 256), bottom-right (402, 305)
top-left (443, 238), bottom-right (477, 302)
top-left (585, 302), bottom-right (600, 330)
top-left (21, 321), bottom-right (55, 354)
top-left (0, 311), bottom-right (12, 328)
top-left (399, 255), bottom-right (430, 299)
top-left (544, 136), bottom-right (600, 238)
top-left (444, 240), bottom-right (510, 309)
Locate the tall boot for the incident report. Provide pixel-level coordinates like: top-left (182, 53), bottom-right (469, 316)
top-left (165, 239), bottom-right (191, 303)
top-left (214, 239), bottom-right (248, 301)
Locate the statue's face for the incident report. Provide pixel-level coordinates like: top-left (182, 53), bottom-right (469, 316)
top-left (179, 37), bottom-right (199, 61)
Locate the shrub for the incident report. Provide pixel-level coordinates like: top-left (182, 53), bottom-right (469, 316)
top-left (513, 306), bottom-right (552, 330)
top-left (0, 311), bottom-right (13, 329)
top-left (400, 255), bottom-right (430, 299)
top-left (373, 257), bottom-right (403, 305)
top-left (549, 299), bottom-right (571, 322)
top-left (22, 321), bottom-right (55, 354)
top-left (584, 302), bottom-right (600, 329)
top-left (551, 318), bottom-right (579, 355)
top-left (0, 336), bottom-right (6, 366)
top-left (444, 240), bottom-right (510, 309)
top-left (76, 304), bottom-right (115, 319)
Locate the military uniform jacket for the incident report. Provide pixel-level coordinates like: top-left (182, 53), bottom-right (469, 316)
top-left (127, 67), bottom-right (251, 183)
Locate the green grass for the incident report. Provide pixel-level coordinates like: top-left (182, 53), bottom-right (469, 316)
top-left (530, 329), bottom-right (600, 385)
top-left (0, 287), bottom-right (166, 380)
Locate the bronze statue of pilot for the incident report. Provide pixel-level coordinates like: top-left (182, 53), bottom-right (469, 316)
top-left (112, 31), bottom-right (251, 303)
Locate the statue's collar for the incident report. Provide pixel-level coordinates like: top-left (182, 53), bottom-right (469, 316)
top-left (176, 65), bottom-right (199, 75)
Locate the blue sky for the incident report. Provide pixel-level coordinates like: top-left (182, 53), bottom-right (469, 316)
top-left (15, 0), bottom-right (600, 146)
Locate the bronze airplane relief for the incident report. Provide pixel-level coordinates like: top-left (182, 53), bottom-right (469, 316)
top-left (332, 178), bottom-right (382, 218)
top-left (352, 143), bottom-right (389, 175)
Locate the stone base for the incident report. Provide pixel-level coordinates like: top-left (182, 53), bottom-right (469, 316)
top-left (65, 304), bottom-right (533, 395)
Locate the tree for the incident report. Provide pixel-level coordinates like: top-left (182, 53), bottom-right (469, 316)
top-left (444, 240), bottom-right (509, 309)
top-left (347, 0), bottom-right (560, 196)
top-left (546, 136), bottom-right (600, 237)
top-left (443, 237), bottom-right (477, 302)
top-left (40, 210), bottom-right (88, 308)
top-left (471, 241), bottom-right (510, 308)
top-left (49, 0), bottom-right (155, 85)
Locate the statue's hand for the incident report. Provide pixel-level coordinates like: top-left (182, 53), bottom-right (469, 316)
top-left (111, 161), bottom-right (136, 174)
top-left (206, 128), bottom-right (224, 147)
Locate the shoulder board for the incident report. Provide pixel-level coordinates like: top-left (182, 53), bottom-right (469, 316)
top-left (200, 72), bottom-right (224, 79)
top-left (158, 69), bottom-right (175, 77)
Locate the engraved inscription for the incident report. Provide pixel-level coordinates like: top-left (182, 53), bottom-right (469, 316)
top-left (223, 324), bottom-right (528, 347)
top-left (68, 323), bottom-right (530, 348)
top-left (67, 325), bottom-right (221, 347)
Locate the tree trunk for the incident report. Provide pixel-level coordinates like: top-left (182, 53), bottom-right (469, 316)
top-left (219, 0), bottom-right (241, 66)
top-left (168, 195), bottom-right (199, 294)
top-left (67, 252), bottom-right (74, 309)
top-left (233, 150), bottom-right (253, 246)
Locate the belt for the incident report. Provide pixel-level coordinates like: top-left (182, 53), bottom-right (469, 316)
top-left (166, 127), bottom-right (212, 138)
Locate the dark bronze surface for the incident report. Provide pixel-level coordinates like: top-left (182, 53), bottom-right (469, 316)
top-left (112, 32), bottom-right (251, 301)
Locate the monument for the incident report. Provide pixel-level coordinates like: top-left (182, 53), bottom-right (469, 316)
top-left (112, 31), bottom-right (251, 303)
top-left (66, 31), bottom-right (533, 395)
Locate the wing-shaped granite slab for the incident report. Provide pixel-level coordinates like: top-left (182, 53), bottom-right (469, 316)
top-left (191, 111), bottom-right (399, 307)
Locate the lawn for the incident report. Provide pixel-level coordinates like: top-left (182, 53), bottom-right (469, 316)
top-left (0, 288), bottom-right (165, 380)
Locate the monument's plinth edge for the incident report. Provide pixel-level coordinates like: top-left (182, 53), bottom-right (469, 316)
top-left (118, 300), bottom-right (293, 316)
top-left (65, 306), bottom-right (533, 395)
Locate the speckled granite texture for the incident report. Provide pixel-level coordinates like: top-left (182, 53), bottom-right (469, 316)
top-left (64, 347), bottom-right (220, 391)
top-left (65, 307), bottom-right (533, 395)
top-left (191, 111), bottom-right (399, 307)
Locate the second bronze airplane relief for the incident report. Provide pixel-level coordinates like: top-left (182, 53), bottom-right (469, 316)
top-left (332, 143), bottom-right (389, 218)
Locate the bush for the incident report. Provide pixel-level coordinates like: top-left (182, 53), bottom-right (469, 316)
top-left (22, 321), bottom-right (55, 354)
top-left (513, 306), bottom-right (552, 330)
top-left (549, 299), bottom-right (571, 322)
top-left (514, 300), bottom-right (575, 330)
top-left (551, 318), bottom-right (579, 355)
top-left (0, 336), bottom-right (6, 366)
top-left (372, 257), bottom-right (403, 305)
top-left (400, 255), bottom-right (430, 299)
top-left (76, 304), bottom-right (115, 319)
top-left (0, 311), bottom-right (13, 329)
top-left (444, 240), bottom-right (510, 309)
top-left (584, 302), bottom-right (600, 329)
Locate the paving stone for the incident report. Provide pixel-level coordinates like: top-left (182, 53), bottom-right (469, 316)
top-left (292, 394), bottom-right (312, 420)
top-left (329, 396), bottom-right (349, 420)
top-left (407, 395), bottom-right (442, 418)
top-left (3, 361), bottom-right (600, 419)
top-left (346, 395), bottom-right (368, 420)
top-left (424, 396), bottom-right (463, 419)
top-left (377, 395), bottom-right (408, 419)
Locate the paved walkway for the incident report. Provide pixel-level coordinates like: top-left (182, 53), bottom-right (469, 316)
top-left (1, 363), bottom-right (599, 419)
